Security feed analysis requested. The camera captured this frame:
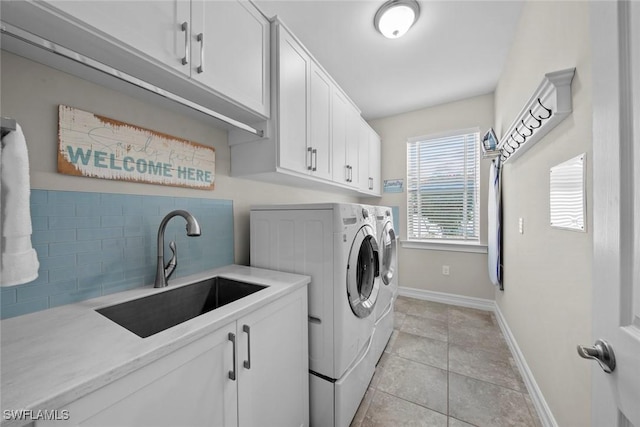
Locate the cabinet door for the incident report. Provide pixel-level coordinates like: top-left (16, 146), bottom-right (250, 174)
top-left (332, 89), bottom-right (349, 184)
top-left (358, 119), bottom-right (371, 192)
top-left (369, 129), bottom-right (382, 195)
top-left (45, 0), bottom-right (190, 75)
top-left (237, 287), bottom-right (309, 427)
top-left (39, 324), bottom-right (238, 427)
top-left (277, 26), bottom-right (311, 174)
top-left (345, 106), bottom-right (361, 188)
top-left (309, 63), bottom-right (332, 180)
top-left (191, 0), bottom-right (269, 116)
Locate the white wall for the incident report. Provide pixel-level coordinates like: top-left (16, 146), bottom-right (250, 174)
top-left (493, 1), bottom-right (592, 425)
top-left (368, 94), bottom-right (495, 300)
top-left (0, 51), bottom-right (358, 265)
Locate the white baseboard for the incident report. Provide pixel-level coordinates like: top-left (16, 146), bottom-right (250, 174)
top-left (397, 286), bottom-right (557, 427)
top-left (397, 286), bottom-right (495, 311)
top-left (493, 304), bottom-right (558, 427)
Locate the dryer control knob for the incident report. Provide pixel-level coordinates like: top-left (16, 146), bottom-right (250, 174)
top-left (362, 208), bottom-right (369, 219)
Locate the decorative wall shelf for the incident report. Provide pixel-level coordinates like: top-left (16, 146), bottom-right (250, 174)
top-left (494, 68), bottom-right (576, 163)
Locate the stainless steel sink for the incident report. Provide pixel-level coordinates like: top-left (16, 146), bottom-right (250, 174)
top-left (96, 277), bottom-right (267, 338)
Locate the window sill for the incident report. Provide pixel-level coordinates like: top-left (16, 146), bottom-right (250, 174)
top-left (400, 240), bottom-right (488, 254)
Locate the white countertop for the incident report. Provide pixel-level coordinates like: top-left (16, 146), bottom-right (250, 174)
top-left (0, 265), bottom-right (310, 427)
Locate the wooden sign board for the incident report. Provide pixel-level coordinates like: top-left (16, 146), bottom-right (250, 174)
top-left (58, 105), bottom-right (215, 190)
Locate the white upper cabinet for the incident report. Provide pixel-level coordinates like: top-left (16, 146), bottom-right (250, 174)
top-left (277, 26), bottom-right (311, 174)
top-left (308, 62), bottom-right (333, 180)
top-left (358, 120), bottom-right (381, 195)
top-left (226, 18), bottom-right (381, 196)
top-left (192, 0), bottom-right (270, 116)
top-left (2, 0), bottom-right (270, 119)
top-left (40, 0), bottom-right (192, 75)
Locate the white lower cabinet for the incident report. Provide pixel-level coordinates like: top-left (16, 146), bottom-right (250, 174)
top-left (38, 287), bottom-right (308, 427)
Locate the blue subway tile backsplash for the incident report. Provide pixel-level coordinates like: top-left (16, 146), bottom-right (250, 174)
top-left (0, 190), bottom-right (235, 319)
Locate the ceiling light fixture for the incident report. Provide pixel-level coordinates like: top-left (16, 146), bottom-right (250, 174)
top-left (374, 0), bottom-right (420, 39)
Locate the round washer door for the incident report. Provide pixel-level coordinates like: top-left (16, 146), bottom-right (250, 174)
top-left (347, 225), bottom-right (380, 318)
top-left (380, 222), bottom-right (397, 286)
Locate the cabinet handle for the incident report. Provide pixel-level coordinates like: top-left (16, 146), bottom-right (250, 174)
top-left (307, 147), bottom-right (313, 170)
top-left (369, 177), bottom-right (373, 190)
top-left (345, 165), bottom-right (349, 182)
top-left (348, 165), bottom-right (353, 182)
top-left (181, 22), bottom-right (189, 66)
top-left (243, 324), bottom-right (251, 369)
top-left (312, 149), bottom-right (317, 172)
top-left (228, 332), bottom-right (237, 381)
top-left (196, 33), bottom-right (204, 74)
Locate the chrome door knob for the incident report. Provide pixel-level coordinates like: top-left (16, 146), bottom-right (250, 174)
top-left (577, 339), bottom-right (616, 373)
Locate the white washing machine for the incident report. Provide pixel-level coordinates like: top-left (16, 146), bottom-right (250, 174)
top-left (371, 205), bottom-right (398, 363)
top-left (250, 203), bottom-right (380, 427)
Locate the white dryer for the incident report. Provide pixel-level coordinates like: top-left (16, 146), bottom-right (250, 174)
top-left (250, 203), bottom-right (380, 427)
top-left (371, 205), bottom-right (398, 363)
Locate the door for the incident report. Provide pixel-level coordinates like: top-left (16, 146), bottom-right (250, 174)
top-left (346, 225), bottom-right (380, 318)
top-left (332, 89), bottom-right (349, 184)
top-left (45, 0), bottom-right (190, 74)
top-left (277, 25), bottom-right (310, 174)
top-left (41, 324), bottom-right (238, 427)
top-left (309, 62), bottom-right (333, 180)
top-left (191, 0), bottom-right (269, 116)
top-left (589, 1), bottom-right (640, 425)
top-left (237, 287), bottom-right (308, 427)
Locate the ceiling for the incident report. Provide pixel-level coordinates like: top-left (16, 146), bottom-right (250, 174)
top-left (253, 0), bottom-right (525, 120)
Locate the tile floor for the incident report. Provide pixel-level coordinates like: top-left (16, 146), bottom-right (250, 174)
top-left (350, 296), bottom-right (543, 427)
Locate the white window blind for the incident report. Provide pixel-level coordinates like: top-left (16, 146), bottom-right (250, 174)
top-left (407, 129), bottom-right (480, 241)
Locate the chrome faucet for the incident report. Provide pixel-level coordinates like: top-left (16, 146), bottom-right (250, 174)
top-left (154, 210), bottom-right (201, 288)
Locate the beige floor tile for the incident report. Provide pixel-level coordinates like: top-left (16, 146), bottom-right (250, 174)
top-left (376, 354), bottom-right (448, 414)
top-left (350, 387), bottom-right (376, 427)
top-left (404, 299), bottom-right (450, 322)
top-left (401, 313), bottom-right (448, 342)
top-left (361, 390), bottom-right (448, 427)
top-left (370, 352), bottom-right (391, 388)
top-left (448, 306), bottom-right (497, 329)
top-left (448, 323), bottom-right (511, 357)
top-left (523, 394), bottom-right (544, 427)
top-left (394, 311), bottom-right (406, 330)
top-left (449, 372), bottom-right (536, 427)
top-left (449, 344), bottom-right (526, 392)
top-left (449, 418), bottom-right (477, 427)
top-left (389, 331), bottom-right (448, 370)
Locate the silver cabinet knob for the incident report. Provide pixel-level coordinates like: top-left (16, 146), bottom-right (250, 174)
top-left (577, 339), bottom-right (616, 373)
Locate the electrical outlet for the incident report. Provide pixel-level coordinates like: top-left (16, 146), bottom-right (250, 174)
top-left (442, 265), bottom-right (450, 276)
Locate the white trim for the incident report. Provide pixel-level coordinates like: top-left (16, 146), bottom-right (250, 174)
top-left (397, 286), bottom-right (557, 426)
top-left (493, 304), bottom-right (558, 427)
top-left (397, 286), bottom-right (494, 311)
top-left (400, 240), bottom-right (488, 254)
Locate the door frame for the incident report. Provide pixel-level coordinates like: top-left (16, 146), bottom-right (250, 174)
top-left (590, 0), bottom-right (638, 425)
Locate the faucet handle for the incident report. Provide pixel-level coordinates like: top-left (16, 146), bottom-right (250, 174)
top-left (165, 241), bottom-right (178, 280)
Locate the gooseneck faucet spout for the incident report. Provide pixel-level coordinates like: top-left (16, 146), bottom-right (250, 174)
top-left (154, 210), bottom-right (202, 288)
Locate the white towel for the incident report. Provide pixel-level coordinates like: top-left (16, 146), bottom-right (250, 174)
top-left (487, 158), bottom-right (502, 289)
top-left (1, 124), bottom-right (40, 286)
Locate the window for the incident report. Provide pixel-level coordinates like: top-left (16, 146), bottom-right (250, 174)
top-left (407, 129), bottom-right (480, 242)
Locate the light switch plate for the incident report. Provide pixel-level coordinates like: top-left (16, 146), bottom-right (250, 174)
top-left (519, 217), bottom-right (524, 234)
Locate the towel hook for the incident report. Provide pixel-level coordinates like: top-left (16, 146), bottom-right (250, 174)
top-left (519, 120), bottom-right (534, 137)
top-left (511, 131), bottom-right (526, 145)
top-left (507, 136), bottom-right (520, 149)
top-left (528, 109), bottom-right (543, 129)
top-left (535, 98), bottom-right (553, 120)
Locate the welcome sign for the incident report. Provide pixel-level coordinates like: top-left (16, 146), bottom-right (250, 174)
top-left (58, 105), bottom-right (215, 190)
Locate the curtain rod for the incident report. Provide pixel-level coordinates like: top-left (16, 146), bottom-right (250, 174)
top-left (0, 22), bottom-right (264, 138)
